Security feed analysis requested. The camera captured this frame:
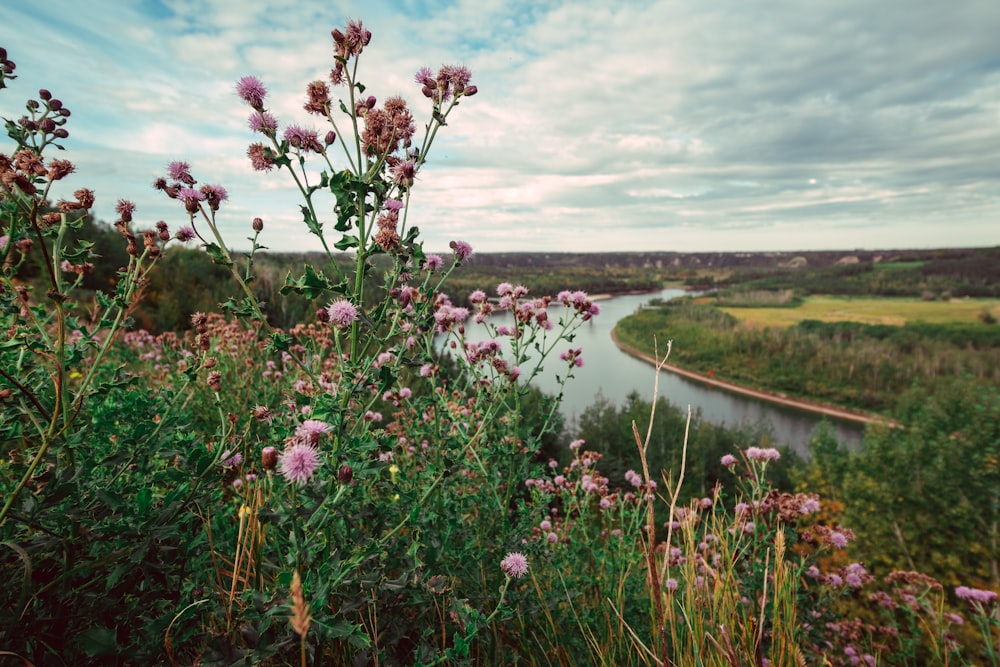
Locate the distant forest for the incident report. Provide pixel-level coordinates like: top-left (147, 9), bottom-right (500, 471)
top-left (12, 215), bottom-right (999, 333)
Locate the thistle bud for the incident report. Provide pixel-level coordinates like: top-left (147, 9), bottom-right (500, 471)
top-left (325, 130), bottom-right (336, 145)
top-left (261, 446), bottom-right (278, 470)
top-left (338, 464), bottom-right (353, 484)
top-left (38, 88), bottom-right (51, 101)
top-left (252, 217), bottom-right (263, 232)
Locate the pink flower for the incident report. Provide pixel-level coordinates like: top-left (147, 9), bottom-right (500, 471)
top-left (327, 299), bottom-right (359, 328)
top-left (167, 161), bottom-right (194, 185)
top-left (279, 442), bottom-right (321, 485)
top-left (720, 454), bottom-right (738, 467)
top-left (295, 419), bottom-right (331, 444)
top-left (500, 552), bottom-right (529, 579)
top-left (956, 586), bottom-right (998, 604)
top-left (248, 111), bottom-right (278, 134)
top-left (424, 254), bottom-right (443, 271)
top-left (175, 226), bottom-right (196, 242)
top-left (236, 75), bottom-right (267, 109)
top-left (745, 447), bottom-right (781, 461)
top-left (449, 240), bottom-right (473, 261)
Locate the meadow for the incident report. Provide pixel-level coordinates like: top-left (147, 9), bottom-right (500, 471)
top-left (1, 28), bottom-right (999, 666)
top-left (716, 295), bottom-right (1000, 328)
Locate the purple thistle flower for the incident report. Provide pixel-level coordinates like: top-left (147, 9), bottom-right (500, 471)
top-left (415, 67), bottom-right (435, 88)
top-left (283, 124), bottom-right (323, 152)
top-left (450, 240), bottom-right (473, 261)
top-left (665, 578), bottom-right (679, 592)
top-left (745, 446), bottom-right (781, 462)
top-left (175, 226), bottom-right (196, 242)
top-left (423, 254), bottom-right (443, 271)
top-left (279, 441), bottom-right (321, 485)
top-left (178, 187), bottom-right (205, 203)
top-left (248, 111), bottom-right (278, 134)
top-left (219, 450), bottom-right (243, 467)
top-left (167, 160), bottom-right (195, 185)
top-left (236, 75), bottom-right (267, 109)
top-left (295, 419), bottom-right (331, 444)
top-left (827, 531), bottom-right (849, 549)
top-left (955, 586), bottom-right (998, 604)
top-left (327, 298), bottom-right (359, 329)
top-left (500, 552), bottom-right (529, 579)
top-left (384, 199), bottom-right (404, 211)
top-left (720, 454), bottom-right (738, 467)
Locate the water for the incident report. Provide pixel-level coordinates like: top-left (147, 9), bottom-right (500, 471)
top-left (440, 288), bottom-right (865, 456)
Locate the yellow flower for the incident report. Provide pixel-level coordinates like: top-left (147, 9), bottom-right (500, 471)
top-left (388, 464), bottom-right (399, 484)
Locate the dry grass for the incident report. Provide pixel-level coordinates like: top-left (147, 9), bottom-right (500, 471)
top-left (718, 295), bottom-right (1000, 328)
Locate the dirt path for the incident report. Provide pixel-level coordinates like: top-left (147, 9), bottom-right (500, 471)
top-left (611, 329), bottom-right (897, 427)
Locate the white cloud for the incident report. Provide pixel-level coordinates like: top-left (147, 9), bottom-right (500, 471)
top-left (2, 0), bottom-right (998, 253)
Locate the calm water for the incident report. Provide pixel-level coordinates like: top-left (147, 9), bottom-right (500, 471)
top-left (440, 289), bottom-right (864, 457)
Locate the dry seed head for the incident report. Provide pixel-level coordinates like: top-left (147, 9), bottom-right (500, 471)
top-left (290, 570), bottom-right (311, 637)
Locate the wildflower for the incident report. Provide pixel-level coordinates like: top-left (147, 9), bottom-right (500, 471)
top-left (390, 160), bottom-right (416, 187)
top-left (745, 447), bottom-right (781, 461)
top-left (167, 160), bottom-right (195, 185)
top-left (247, 143), bottom-right (275, 171)
top-left (175, 226), bottom-right (196, 242)
top-left (423, 254), bottom-right (443, 271)
top-left (665, 578), bottom-right (678, 592)
top-left (200, 184), bottom-right (228, 211)
top-left (279, 442), bottom-right (321, 485)
top-left (295, 419), bottom-right (331, 444)
top-left (236, 75), bottom-right (267, 109)
top-left (219, 450), bottom-right (242, 467)
top-left (303, 80), bottom-right (330, 114)
top-left (261, 446), bottom-right (278, 470)
top-left (955, 586), bottom-right (998, 604)
top-left (500, 552), bottom-right (529, 579)
top-left (248, 111), bottom-right (278, 134)
top-left (283, 124), bottom-right (323, 153)
top-left (720, 454), bottom-right (737, 467)
top-left (827, 531), bottom-right (849, 549)
top-left (327, 299), bottom-right (359, 328)
top-left (450, 240), bottom-right (473, 261)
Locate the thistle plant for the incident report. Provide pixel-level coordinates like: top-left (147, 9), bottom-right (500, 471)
top-left (0, 53), bottom-right (190, 527)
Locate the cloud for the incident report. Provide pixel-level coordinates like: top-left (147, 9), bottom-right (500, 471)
top-left (2, 0), bottom-right (998, 253)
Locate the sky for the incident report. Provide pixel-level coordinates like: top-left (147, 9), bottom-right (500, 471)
top-left (2, 0), bottom-right (999, 254)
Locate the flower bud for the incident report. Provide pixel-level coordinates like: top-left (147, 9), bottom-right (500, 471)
top-left (48, 98), bottom-right (63, 110)
top-left (463, 85), bottom-right (478, 97)
top-left (53, 128), bottom-right (68, 139)
top-left (252, 217), bottom-right (263, 232)
top-left (38, 88), bottom-right (51, 101)
top-left (325, 130), bottom-right (336, 145)
top-left (261, 446), bottom-right (278, 471)
top-left (207, 370), bottom-right (222, 390)
top-left (338, 464), bottom-right (353, 484)
top-left (26, 99), bottom-right (39, 110)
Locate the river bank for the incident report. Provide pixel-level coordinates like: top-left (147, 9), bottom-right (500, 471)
top-left (610, 327), bottom-right (897, 428)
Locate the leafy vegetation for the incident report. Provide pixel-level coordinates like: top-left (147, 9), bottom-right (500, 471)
top-left (2, 31), bottom-right (998, 666)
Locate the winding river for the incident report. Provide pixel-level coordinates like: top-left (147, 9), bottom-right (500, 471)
top-left (447, 288), bottom-right (865, 457)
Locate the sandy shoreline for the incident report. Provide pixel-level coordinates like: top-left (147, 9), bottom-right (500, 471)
top-left (610, 328), bottom-right (896, 427)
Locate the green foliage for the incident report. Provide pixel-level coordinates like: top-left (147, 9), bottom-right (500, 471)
top-left (616, 301), bottom-right (1000, 413)
top-left (835, 377), bottom-right (1000, 587)
top-left (3, 29), bottom-right (998, 667)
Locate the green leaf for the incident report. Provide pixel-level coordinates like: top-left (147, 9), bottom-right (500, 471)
top-left (301, 205), bottom-right (323, 236)
top-left (136, 487), bottom-right (152, 517)
top-left (203, 243), bottom-right (233, 267)
top-left (334, 235), bottom-right (359, 251)
top-left (76, 626), bottom-right (118, 657)
top-left (280, 264), bottom-right (337, 300)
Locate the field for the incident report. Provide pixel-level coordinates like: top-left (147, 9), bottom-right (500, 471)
top-left (716, 295), bottom-right (1000, 327)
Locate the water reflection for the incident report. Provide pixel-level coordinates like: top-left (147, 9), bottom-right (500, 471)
top-left (441, 288), bottom-right (864, 456)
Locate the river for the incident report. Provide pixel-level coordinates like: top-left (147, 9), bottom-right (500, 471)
top-left (442, 288), bottom-right (865, 456)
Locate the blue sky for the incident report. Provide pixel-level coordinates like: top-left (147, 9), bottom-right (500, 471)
top-left (3, 0), bottom-right (999, 253)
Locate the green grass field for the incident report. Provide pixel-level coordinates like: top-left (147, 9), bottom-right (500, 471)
top-left (717, 295), bottom-right (1000, 327)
